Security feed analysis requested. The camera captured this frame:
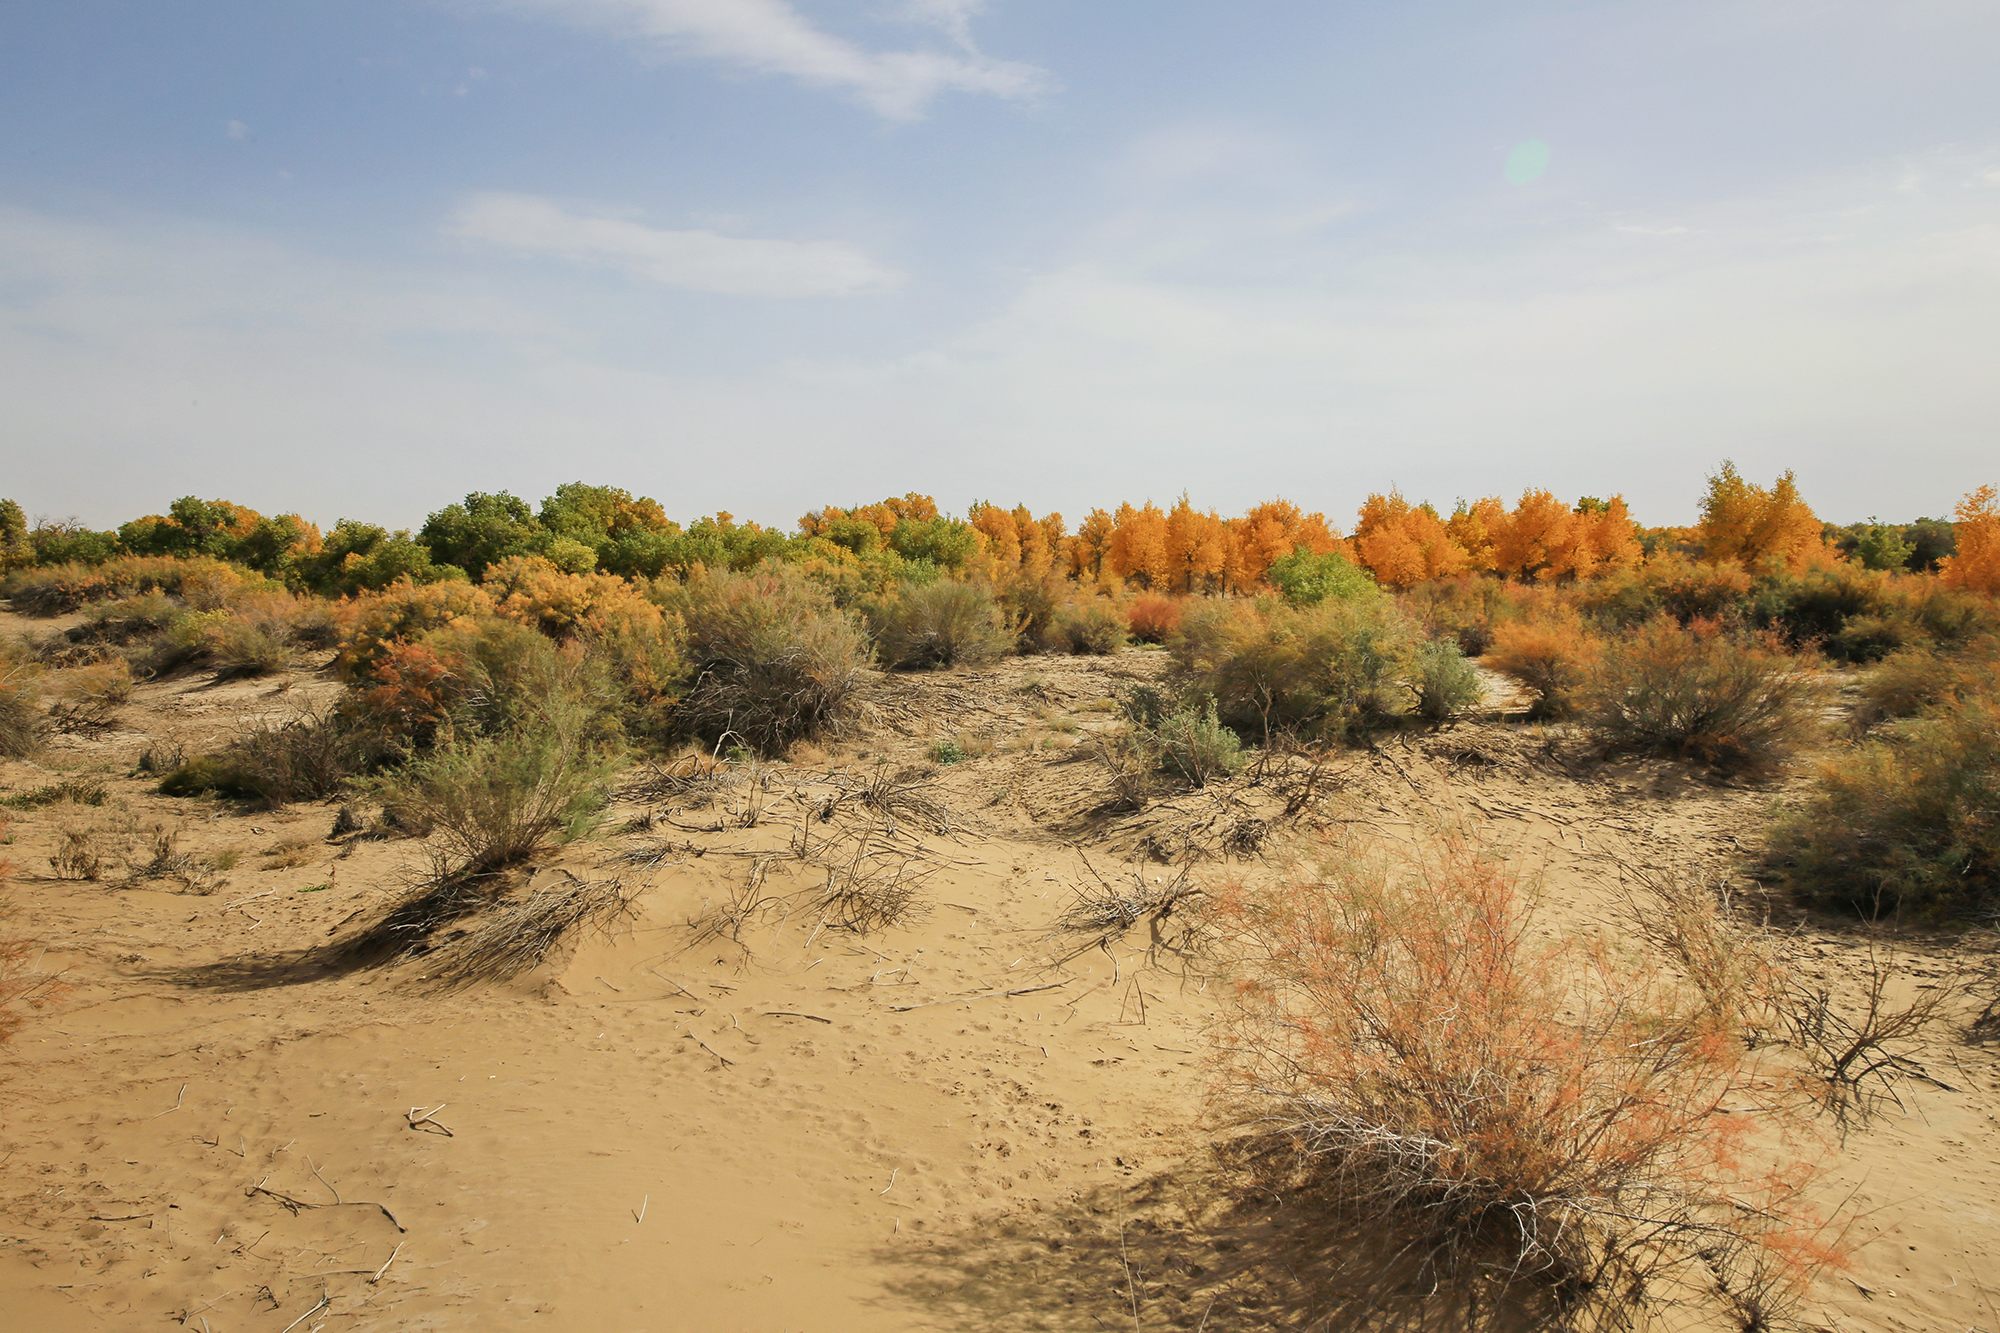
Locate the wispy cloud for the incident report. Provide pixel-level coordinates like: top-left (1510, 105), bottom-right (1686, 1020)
top-left (506, 0), bottom-right (1047, 118)
top-left (448, 192), bottom-right (904, 297)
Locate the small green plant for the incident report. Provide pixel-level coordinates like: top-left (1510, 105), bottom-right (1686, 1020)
top-left (1, 779), bottom-right (108, 809)
top-left (928, 737), bottom-right (967, 765)
top-left (1154, 699), bottom-right (1244, 787)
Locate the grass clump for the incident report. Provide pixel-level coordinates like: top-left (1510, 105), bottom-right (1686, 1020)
top-left (160, 706), bottom-right (393, 805)
top-left (1046, 601), bottom-right (1128, 655)
top-left (1214, 835), bottom-right (1839, 1330)
top-left (0, 670), bottom-right (41, 759)
top-left (865, 579), bottom-right (1011, 670)
top-left (1585, 618), bottom-right (1817, 776)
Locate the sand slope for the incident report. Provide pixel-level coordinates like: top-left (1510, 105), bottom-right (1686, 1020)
top-left (2, 637), bottom-right (1997, 1331)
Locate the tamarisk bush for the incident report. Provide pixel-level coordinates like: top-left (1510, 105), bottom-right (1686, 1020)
top-left (1212, 836), bottom-right (1840, 1329)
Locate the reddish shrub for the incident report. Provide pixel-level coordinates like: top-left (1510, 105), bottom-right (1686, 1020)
top-left (1125, 592), bottom-right (1183, 643)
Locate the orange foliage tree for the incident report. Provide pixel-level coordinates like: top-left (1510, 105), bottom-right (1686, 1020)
top-left (1940, 484), bottom-right (2000, 595)
top-left (1352, 492), bottom-right (1468, 589)
top-left (1107, 501), bottom-right (1172, 589)
top-left (1697, 463), bottom-right (1823, 572)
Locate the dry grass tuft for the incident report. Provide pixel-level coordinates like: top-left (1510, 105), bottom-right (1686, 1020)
top-left (421, 871), bottom-right (635, 988)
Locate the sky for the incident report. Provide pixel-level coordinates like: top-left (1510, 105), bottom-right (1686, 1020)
top-left (2, 0), bottom-right (1997, 533)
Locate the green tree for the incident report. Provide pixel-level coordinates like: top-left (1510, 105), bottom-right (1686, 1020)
top-left (419, 492), bottom-right (542, 580)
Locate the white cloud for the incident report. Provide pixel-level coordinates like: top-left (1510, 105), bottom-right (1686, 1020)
top-left (224, 120), bottom-right (248, 140)
top-left (448, 192), bottom-right (905, 297)
top-left (506, 0), bottom-right (1047, 118)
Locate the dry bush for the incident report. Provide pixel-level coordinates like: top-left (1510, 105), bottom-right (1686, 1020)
top-left (1050, 861), bottom-right (1207, 968)
top-left (1483, 615), bottom-right (1602, 719)
top-left (865, 579), bottom-right (1011, 670)
top-left (1090, 729), bottom-right (1163, 810)
top-left (666, 567), bottom-right (870, 754)
top-left (1047, 601), bottom-right (1128, 655)
top-left (375, 701), bottom-right (613, 878)
top-left (1585, 618), bottom-right (1818, 776)
top-left (1617, 866), bottom-right (1776, 1032)
top-left (49, 827), bottom-right (106, 880)
top-left (807, 842), bottom-right (932, 934)
top-left (1213, 836), bottom-right (1839, 1329)
top-left (0, 664), bottom-right (42, 758)
top-left (1768, 692), bottom-right (2000, 919)
top-left (1854, 637), bottom-right (1997, 727)
top-left (1779, 941), bottom-right (1968, 1126)
top-left (160, 704), bottom-right (391, 806)
top-left (128, 826), bottom-right (225, 893)
top-left (421, 871), bottom-right (635, 988)
top-left (264, 836), bottom-right (321, 869)
top-left (1125, 592), bottom-right (1183, 644)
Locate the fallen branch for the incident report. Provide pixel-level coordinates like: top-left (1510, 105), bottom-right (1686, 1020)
top-left (889, 981), bottom-right (1069, 1013)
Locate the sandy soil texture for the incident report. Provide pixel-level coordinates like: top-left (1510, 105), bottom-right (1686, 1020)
top-left (2, 629), bottom-right (1997, 1332)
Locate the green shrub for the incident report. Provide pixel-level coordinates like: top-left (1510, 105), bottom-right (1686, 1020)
top-left (1586, 619), bottom-right (1817, 775)
top-left (1267, 546), bottom-right (1379, 607)
top-left (1172, 598), bottom-right (1416, 744)
top-left (663, 567), bottom-right (869, 754)
top-left (865, 579), bottom-right (1010, 671)
top-left (1154, 698), bottom-right (1244, 786)
top-left (375, 689), bottom-right (614, 875)
top-left (1769, 692), bottom-right (2000, 919)
top-left (1408, 638), bottom-right (1482, 722)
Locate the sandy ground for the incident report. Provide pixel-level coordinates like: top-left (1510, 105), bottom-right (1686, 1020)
top-left (2, 619), bottom-right (1998, 1332)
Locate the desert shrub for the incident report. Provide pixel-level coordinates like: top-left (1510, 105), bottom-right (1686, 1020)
top-left (335, 578), bottom-right (499, 680)
top-left (1482, 615), bottom-right (1603, 720)
top-left (1407, 637), bottom-right (1482, 722)
top-left (1047, 601), bottom-right (1128, 655)
top-left (1582, 555), bottom-right (1756, 630)
top-left (160, 705), bottom-right (394, 804)
top-left (1214, 836), bottom-right (1837, 1328)
top-left (1153, 698), bottom-right (1244, 786)
top-left (0, 675), bottom-right (41, 758)
top-left (665, 567), bottom-right (869, 753)
top-left (1, 555), bottom-right (242, 616)
top-left (1585, 618), bottom-right (1817, 775)
top-left (1750, 563), bottom-right (1888, 650)
top-left (375, 685), bottom-right (615, 876)
top-left (1089, 728), bottom-right (1163, 809)
top-left (1855, 638), bottom-right (1997, 726)
top-left (996, 574), bottom-right (1064, 651)
top-left (865, 579), bottom-right (1010, 671)
top-left (1175, 599), bottom-right (1417, 744)
top-left (1769, 692), bottom-right (2000, 919)
top-left (1124, 592), bottom-right (1183, 644)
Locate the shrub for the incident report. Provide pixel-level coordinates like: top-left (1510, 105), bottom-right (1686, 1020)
top-left (865, 579), bottom-right (1010, 671)
top-left (1768, 692), bottom-right (2000, 919)
top-left (335, 578), bottom-right (499, 680)
top-left (1124, 592), bottom-right (1183, 644)
top-left (996, 574), bottom-right (1064, 651)
top-left (1174, 599), bottom-right (1417, 744)
top-left (1266, 545), bottom-right (1377, 606)
top-left (1, 555), bottom-right (241, 616)
top-left (1214, 835), bottom-right (1837, 1327)
top-left (0, 675), bottom-right (41, 759)
top-left (160, 705), bottom-right (393, 805)
top-left (1153, 698), bottom-right (1244, 786)
top-left (1482, 615), bottom-right (1602, 719)
top-left (1408, 637), bottom-right (1482, 722)
top-left (1585, 618), bottom-right (1817, 775)
top-left (375, 686), bottom-right (615, 876)
top-left (1047, 601), bottom-right (1128, 655)
top-left (1855, 638), bottom-right (1997, 726)
top-left (666, 567), bottom-right (869, 754)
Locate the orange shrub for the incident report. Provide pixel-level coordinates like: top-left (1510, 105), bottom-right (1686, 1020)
top-left (335, 578), bottom-right (497, 679)
top-left (1125, 592), bottom-right (1183, 643)
top-left (1214, 834), bottom-right (1840, 1325)
top-left (1483, 615), bottom-right (1603, 718)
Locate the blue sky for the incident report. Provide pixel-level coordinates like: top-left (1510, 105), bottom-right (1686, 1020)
top-left (3, 0), bottom-right (1997, 531)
